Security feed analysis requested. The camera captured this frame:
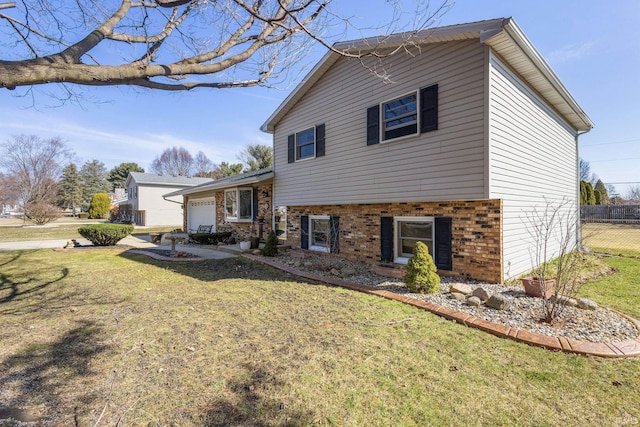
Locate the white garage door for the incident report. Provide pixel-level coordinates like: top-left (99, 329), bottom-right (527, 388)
top-left (188, 198), bottom-right (216, 233)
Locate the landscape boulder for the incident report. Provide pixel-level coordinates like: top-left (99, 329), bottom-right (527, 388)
top-left (466, 296), bottom-right (482, 307)
top-left (486, 294), bottom-right (510, 310)
top-left (472, 287), bottom-right (491, 301)
top-left (450, 283), bottom-right (473, 295)
top-left (577, 298), bottom-right (598, 311)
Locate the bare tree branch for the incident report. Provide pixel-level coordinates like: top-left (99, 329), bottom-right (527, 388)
top-left (0, 0), bottom-right (452, 93)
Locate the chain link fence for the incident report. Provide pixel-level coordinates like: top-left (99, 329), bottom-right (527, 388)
top-left (581, 205), bottom-right (640, 257)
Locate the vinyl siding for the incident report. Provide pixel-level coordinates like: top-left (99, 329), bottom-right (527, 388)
top-left (488, 52), bottom-right (578, 279)
top-left (137, 185), bottom-right (185, 227)
top-left (273, 40), bottom-right (487, 206)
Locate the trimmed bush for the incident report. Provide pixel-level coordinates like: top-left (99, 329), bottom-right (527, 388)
top-left (88, 193), bottom-right (111, 219)
top-left (261, 230), bottom-right (278, 257)
top-left (78, 224), bottom-right (134, 246)
top-left (404, 241), bottom-right (440, 294)
top-left (188, 231), bottom-right (232, 245)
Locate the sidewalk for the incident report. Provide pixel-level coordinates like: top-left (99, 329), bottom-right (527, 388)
top-left (0, 234), bottom-right (237, 260)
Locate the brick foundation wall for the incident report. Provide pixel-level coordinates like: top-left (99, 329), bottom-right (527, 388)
top-left (286, 200), bottom-right (503, 283)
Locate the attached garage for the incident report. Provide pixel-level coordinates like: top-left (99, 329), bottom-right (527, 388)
top-left (187, 197), bottom-right (216, 233)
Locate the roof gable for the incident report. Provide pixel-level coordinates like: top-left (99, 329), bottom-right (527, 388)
top-left (261, 18), bottom-right (593, 133)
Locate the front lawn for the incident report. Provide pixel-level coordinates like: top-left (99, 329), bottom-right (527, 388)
top-left (0, 223), bottom-right (175, 242)
top-left (0, 249), bottom-right (638, 426)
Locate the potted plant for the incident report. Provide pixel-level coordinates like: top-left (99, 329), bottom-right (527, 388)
top-left (239, 240), bottom-right (251, 250)
top-left (521, 275), bottom-right (555, 299)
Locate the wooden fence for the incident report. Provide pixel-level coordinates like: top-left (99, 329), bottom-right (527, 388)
top-left (581, 205), bottom-right (640, 224)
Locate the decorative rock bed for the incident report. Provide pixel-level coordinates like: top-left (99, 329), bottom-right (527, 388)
top-left (266, 252), bottom-right (639, 344)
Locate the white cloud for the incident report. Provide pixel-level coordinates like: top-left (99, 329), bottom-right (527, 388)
top-left (546, 41), bottom-right (597, 64)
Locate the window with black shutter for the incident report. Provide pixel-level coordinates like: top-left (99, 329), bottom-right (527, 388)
top-left (301, 215), bottom-right (309, 249)
top-left (366, 83), bottom-right (438, 145)
top-left (434, 216), bottom-right (452, 270)
top-left (286, 123), bottom-right (325, 163)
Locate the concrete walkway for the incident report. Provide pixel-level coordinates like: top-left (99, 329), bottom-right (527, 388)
top-left (0, 234), bottom-right (237, 260)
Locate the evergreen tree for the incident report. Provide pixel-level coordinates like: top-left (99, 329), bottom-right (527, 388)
top-left (107, 162), bottom-right (144, 191)
top-left (238, 144), bottom-right (273, 172)
top-left (594, 179), bottom-right (609, 204)
top-left (216, 162), bottom-right (244, 177)
top-left (88, 193), bottom-right (111, 219)
top-left (585, 181), bottom-right (596, 205)
top-left (579, 180), bottom-right (587, 205)
top-left (404, 241), bottom-right (440, 294)
top-left (80, 160), bottom-right (111, 208)
top-left (57, 163), bottom-right (83, 216)
top-left (594, 189), bottom-right (602, 205)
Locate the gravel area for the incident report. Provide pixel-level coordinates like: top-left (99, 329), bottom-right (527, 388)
top-left (272, 252), bottom-right (638, 343)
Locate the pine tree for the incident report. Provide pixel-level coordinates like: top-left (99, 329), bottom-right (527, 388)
top-left (594, 179), bottom-right (609, 204)
top-left (57, 163), bottom-right (82, 216)
top-left (585, 182), bottom-right (596, 205)
top-left (404, 241), bottom-right (440, 294)
top-left (594, 189), bottom-right (602, 205)
top-left (579, 180), bottom-right (587, 205)
top-left (261, 230), bottom-right (279, 257)
top-left (107, 162), bottom-right (144, 191)
top-left (80, 160), bottom-right (111, 208)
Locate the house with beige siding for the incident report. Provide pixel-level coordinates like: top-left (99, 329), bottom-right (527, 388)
top-left (164, 168), bottom-right (274, 241)
top-left (121, 172), bottom-right (212, 227)
top-left (261, 18), bottom-right (593, 283)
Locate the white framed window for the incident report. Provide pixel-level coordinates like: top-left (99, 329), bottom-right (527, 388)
top-left (309, 215), bottom-right (331, 253)
top-left (296, 127), bottom-right (316, 160)
top-left (394, 216), bottom-right (434, 264)
top-left (224, 187), bottom-right (253, 221)
top-left (381, 91), bottom-right (418, 141)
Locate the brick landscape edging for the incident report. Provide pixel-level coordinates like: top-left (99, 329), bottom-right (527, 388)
top-left (244, 254), bottom-right (640, 358)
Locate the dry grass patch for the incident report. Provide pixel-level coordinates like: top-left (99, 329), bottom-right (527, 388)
top-left (582, 223), bottom-right (640, 257)
top-left (0, 249), bottom-right (639, 426)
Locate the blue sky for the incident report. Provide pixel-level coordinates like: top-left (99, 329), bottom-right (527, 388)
top-left (1, 0), bottom-right (638, 196)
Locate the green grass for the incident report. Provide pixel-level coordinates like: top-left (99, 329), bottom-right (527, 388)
top-left (0, 249), bottom-right (638, 426)
top-left (580, 256), bottom-right (640, 318)
top-left (583, 223), bottom-right (640, 257)
top-left (0, 223), bottom-right (175, 242)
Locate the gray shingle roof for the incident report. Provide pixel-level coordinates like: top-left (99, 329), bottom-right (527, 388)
top-left (129, 172), bottom-right (213, 186)
top-left (163, 167), bottom-right (274, 197)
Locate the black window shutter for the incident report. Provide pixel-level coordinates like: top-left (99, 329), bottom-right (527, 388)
top-left (329, 215), bottom-right (339, 254)
top-left (300, 215), bottom-right (309, 250)
top-left (380, 216), bottom-right (393, 262)
top-left (287, 134), bottom-right (295, 163)
top-left (434, 216), bottom-right (452, 270)
top-left (252, 188), bottom-right (259, 220)
top-left (315, 124), bottom-right (325, 157)
top-left (420, 84), bottom-right (438, 133)
top-left (366, 105), bottom-right (380, 146)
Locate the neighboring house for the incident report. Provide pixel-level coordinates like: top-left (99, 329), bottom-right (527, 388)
top-left (121, 172), bottom-right (212, 227)
top-left (164, 168), bottom-right (274, 241)
top-left (260, 18), bottom-right (593, 283)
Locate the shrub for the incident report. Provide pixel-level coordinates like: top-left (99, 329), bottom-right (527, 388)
top-left (22, 202), bottom-right (61, 225)
top-left (78, 212), bottom-right (89, 219)
top-left (88, 193), bottom-right (111, 219)
top-left (261, 230), bottom-right (279, 257)
top-left (404, 241), bottom-right (440, 294)
top-left (188, 231), bottom-right (232, 245)
top-left (78, 224), bottom-right (134, 246)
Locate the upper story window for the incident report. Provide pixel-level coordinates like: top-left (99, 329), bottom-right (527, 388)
top-left (367, 84), bottom-right (438, 146)
top-left (287, 124), bottom-right (325, 163)
top-left (382, 92), bottom-right (418, 141)
top-left (225, 187), bottom-right (253, 221)
top-left (296, 128), bottom-right (316, 160)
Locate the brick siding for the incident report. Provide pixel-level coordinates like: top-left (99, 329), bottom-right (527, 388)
top-left (286, 199), bottom-right (503, 283)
